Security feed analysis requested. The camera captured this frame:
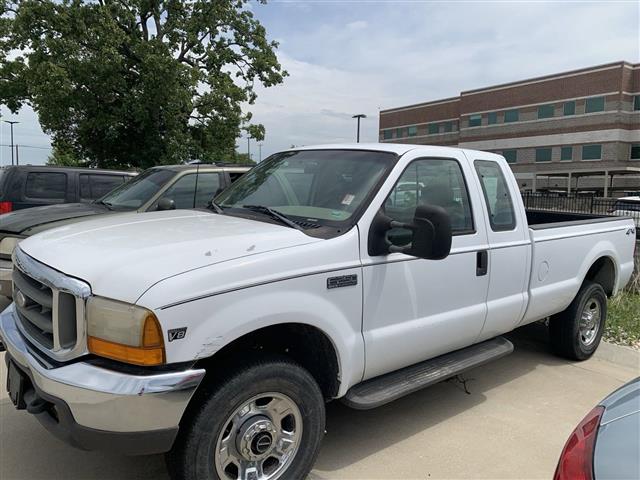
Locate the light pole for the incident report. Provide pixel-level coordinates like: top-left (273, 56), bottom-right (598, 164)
top-left (258, 143), bottom-right (263, 162)
top-left (247, 136), bottom-right (251, 162)
top-left (352, 114), bottom-right (366, 143)
top-left (3, 120), bottom-right (19, 166)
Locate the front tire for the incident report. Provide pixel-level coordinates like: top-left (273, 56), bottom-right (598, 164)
top-left (167, 357), bottom-right (325, 480)
top-left (549, 281), bottom-right (607, 360)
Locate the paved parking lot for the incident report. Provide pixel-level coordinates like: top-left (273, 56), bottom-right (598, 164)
top-left (1, 308), bottom-right (637, 479)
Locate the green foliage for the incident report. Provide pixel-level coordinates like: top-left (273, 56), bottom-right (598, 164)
top-left (1, 0), bottom-right (285, 169)
top-left (604, 292), bottom-right (640, 348)
top-left (46, 145), bottom-right (87, 167)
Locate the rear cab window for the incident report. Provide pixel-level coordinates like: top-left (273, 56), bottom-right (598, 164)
top-left (80, 174), bottom-right (127, 201)
top-left (474, 160), bottom-right (516, 231)
top-left (25, 172), bottom-right (68, 200)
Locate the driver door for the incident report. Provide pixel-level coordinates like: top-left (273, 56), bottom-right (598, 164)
top-left (360, 153), bottom-right (490, 380)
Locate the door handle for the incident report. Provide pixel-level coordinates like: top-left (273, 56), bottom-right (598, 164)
top-left (476, 250), bottom-right (488, 276)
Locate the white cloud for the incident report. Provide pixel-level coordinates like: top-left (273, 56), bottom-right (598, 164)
top-left (346, 20), bottom-right (368, 30)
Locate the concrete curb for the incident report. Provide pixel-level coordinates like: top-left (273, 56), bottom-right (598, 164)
top-left (596, 341), bottom-right (640, 370)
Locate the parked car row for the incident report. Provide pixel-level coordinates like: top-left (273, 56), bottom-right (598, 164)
top-left (0, 163), bottom-right (251, 297)
top-left (0, 144), bottom-right (637, 480)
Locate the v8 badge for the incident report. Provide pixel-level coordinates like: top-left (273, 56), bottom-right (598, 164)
top-left (168, 327), bottom-right (187, 342)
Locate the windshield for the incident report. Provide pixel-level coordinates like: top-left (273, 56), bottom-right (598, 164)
top-left (217, 150), bottom-right (395, 227)
top-left (99, 168), bottom-right (175, 210)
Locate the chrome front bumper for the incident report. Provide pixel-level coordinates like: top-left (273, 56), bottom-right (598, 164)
top-left (0, 304), bottom-right (206, 453)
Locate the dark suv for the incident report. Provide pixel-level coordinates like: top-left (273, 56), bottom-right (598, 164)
top-left (0, 165), bottom-right (136, 213)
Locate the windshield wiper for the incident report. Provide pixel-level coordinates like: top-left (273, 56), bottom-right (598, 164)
top-left (94, 200), bottom-right (114, 210)
top-left (207, 201), bottom-right (224, 214)
top-left (241, 205), bottom-right (304, 231)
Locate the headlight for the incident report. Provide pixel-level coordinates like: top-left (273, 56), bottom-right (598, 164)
top-left (0, 236), bottom-right (21, 257)
top-left (86, 296), bottom-right (165, 366)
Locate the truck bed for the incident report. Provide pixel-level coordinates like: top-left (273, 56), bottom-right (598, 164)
top-left (521, 211), bottom-right (636, 325)
top-left (525, 209), bottom-right (623, 229)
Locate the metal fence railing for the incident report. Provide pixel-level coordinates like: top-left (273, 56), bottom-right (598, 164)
top-left (521, 192), bottom-right (640, 224)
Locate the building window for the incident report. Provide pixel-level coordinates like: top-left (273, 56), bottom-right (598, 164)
top-left (468, 114), bottom-right (481, 127)
top-left (634, 96), bottom-right (640, 111)
top-left (383, 130), bottom-right (392, 140)
top-left (535, 148), bottom-right (552, 162)
top-left (443, 121), bottom-right (453, 133)
top-left (408, 126), bottom-right (418, 137)
top-left (582, 144), bottom-right (602, 160)
top-left (487, 112), bottom-right (498, 125)
top-left (428, 123), bottom-right (440, 134)
top-left (563, 101), bottom-right (576, 116)
top-left (585, 96), bottom-right (605, 113)
top-left (560, 146), bottom-right (573, 161)
top-left (502, 150), bottom-right (517, 164)
top-left (537, 104), bottom-right (555, 119)
top-left (396, 128), bottom-right (404, 138)
top-left (504, 109), bottom-right (519, 123)
top-left (630, 144), bottom-right (640, 160)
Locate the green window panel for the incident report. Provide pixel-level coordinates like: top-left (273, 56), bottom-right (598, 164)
top-left (487, 112), bottom-right (498, 124)
top-left (396, 128), bottom-right (404, 138)
top-left (468, 114), bottom-right (481, 127)
top-left (504, 109), bottom-right (519, 123)
top-left (428, 123), bottom-right (440, 134)
top-left (408, 126), bottom-right (418, 137)
top-left (582, 144), bottom-right (602, 160)
top-left (563, 101), bottom-right (576, 116)
top-left (502, 150), bottom-right (517, 164)
top-left (630, 144), bottom-right (640, 159)
top-left (535, 148), bottom-right (552, 162)
top-left (443, 121), bottom-right (453, 133)
top-left (634, 96), bottom-right (640, 111)
top-left (383, 130), bottom-right (392, 140)
top-left (537, 104), bottom-right (555, 119)
top-left (560, 146), bottom-right (573, 161)
top-left (585, 96), bottom-right (605, 113)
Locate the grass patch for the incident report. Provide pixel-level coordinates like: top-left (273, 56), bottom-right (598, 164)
top-left (605, 292), bottom-right (640, 348)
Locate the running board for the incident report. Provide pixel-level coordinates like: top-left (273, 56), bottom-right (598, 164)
top-left (344, 337), bottom-right (514, 410)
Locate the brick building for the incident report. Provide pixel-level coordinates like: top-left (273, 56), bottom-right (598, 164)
top-left (379, 61), bottom-right (640, 196)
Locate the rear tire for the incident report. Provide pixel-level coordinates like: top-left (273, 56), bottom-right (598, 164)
top-left (549, 281), bottom-right (607, 360)
top-left (166, 356), bottom-right (325, 480)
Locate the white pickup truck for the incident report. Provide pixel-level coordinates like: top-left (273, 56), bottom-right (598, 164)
top-left (1, 144), bottom-right (636, 480)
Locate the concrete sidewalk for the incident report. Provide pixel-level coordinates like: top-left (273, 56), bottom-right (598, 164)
top-left (1, 323), bottom-right (638, 480)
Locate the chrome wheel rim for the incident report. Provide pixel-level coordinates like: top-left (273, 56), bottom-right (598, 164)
top-left (214, 392), bottom-right (303, 480)
top-left (579, 297), bottom-right (601, 347)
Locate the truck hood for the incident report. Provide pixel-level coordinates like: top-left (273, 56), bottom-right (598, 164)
top-left (18, 210), bottom-right (321, 303)
top-left (0, 202), bottom-right (111, 235)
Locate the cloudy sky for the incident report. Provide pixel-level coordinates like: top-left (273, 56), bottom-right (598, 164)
top-left (1, 0), bottom-right (639, 166)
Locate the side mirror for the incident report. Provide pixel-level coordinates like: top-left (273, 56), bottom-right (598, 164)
top-left (368, 205), bottom-right (452, 260)
top-left (157, 197), bottom-right (176, 211)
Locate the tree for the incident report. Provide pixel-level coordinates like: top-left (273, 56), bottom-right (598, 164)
top-left (46, 145), bottom-right (87, 167)
top-left (1, 0), bottom-right (285, 169)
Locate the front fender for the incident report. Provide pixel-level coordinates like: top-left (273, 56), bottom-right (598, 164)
top-left (150, 270), bottom-right (365, 398)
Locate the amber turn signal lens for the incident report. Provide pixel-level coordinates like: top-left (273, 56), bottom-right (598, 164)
top-left (88, 336), bottom-right (166, 366)
top-left (142, 314), bottom-right (164, 348)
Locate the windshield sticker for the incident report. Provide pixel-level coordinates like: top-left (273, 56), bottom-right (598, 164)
top-left (342, 194), bottom-right (355, 206)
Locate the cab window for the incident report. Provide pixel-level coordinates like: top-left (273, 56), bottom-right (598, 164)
top-left (474, 160), bottom-right (516, 231)
top-left (384, 158), bottom-right (474, 246)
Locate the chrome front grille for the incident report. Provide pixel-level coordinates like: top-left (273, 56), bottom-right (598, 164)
top-left (13, 268), bottom-right (54, 348)
top-left (12, 247), bottom-right (91, 361)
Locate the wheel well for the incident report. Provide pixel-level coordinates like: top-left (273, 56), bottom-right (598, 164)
top-left (195, 323), bottom-right (340, 400)
top-left (585, 257), bottom-right (616, 296)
